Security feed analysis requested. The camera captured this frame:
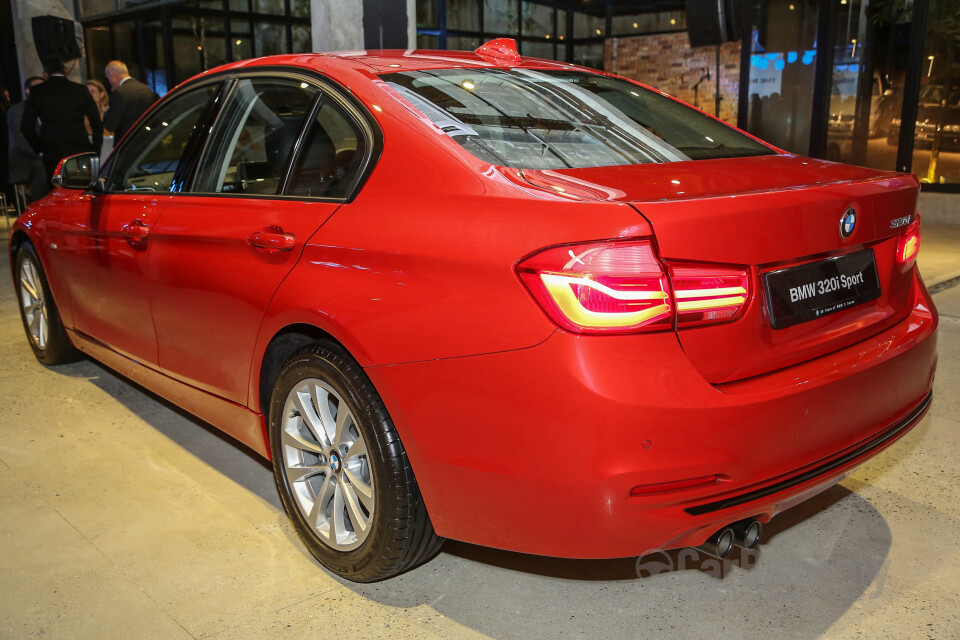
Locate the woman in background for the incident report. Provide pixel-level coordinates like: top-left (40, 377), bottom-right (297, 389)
top-left (85, 79), bottom-right (113, 161)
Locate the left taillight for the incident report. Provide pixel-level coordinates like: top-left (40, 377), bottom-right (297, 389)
top-left (516, 239), bottom-right (749, 335)
top-left (896, 214), bottom-right (921, 271)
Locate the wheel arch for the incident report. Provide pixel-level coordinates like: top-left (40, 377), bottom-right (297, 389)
top-left (8, 229), bottom-right (32, 273)
top-left (256, 323), bottom-right (338, 420)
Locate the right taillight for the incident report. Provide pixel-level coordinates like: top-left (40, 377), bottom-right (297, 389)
top-left (897, 214), bottom-right (921, 271)
top-left (516, 239), bottom-right (749, 334)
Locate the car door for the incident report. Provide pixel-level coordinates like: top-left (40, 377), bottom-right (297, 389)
top-left (147, 74), bottom-right (374, 405)
top-left (47, 83), bottom-right (222, 364)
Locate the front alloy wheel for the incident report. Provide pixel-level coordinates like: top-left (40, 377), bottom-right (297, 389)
top-left (18, 256), bottom-right (48, 350)
top-left (14, 242), bottom-right (79, 365)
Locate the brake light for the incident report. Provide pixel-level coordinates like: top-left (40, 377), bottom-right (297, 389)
top-left (517, 239), bottom-right (750, 334)
top-left (896, 214), bottom-right (921, 270)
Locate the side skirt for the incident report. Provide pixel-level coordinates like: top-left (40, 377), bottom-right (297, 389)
top-left (69, 329), bottom-right (270, 458)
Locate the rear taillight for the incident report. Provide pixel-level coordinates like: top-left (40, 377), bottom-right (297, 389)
top-left (516, 239), bottom-right (749, 334)
top-left (668, 264), bottom-right (749, 327)
top-left (516, 240), bottom-right (672, 334)
top-left (896, 214), bottom-right (921, 270)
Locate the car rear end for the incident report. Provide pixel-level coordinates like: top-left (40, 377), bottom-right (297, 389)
top-left (355, 54), bottom-right (938, 558)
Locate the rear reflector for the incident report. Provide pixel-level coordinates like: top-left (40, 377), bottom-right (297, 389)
top-left (630, 474), bottom-right (726, 497)
top-left (517, 239), bottom-right (750, 334)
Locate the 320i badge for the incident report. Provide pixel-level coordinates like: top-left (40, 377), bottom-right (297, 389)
top-left (10, 39), bottom-right (937, 581)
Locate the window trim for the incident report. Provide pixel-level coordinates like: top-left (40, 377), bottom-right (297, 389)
top-left (176, 66), bottom-right (383, 204)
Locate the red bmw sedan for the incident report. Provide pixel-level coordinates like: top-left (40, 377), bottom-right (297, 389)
top-left (9, 39), bottom-right (937, 582)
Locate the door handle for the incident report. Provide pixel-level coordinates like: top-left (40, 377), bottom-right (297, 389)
top-left (121, 220), bottom-right (151, 241)
top-left (247, 227), bottom-right (295, 252)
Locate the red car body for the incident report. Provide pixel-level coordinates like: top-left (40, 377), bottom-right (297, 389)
top-left (9, 46), bottom-right (937, 566)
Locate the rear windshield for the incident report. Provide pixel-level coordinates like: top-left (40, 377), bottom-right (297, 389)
top-left (379, 68), bottom-right (774, 169)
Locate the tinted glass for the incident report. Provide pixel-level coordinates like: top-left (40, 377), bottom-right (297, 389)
top-left (285, 98), bottom-right (367, 199)
top-left (105, 84), bottom-right (219, 192)
top-left (193, 78), bottom-right (318, 195)
top-left (380, 69), bottom-right (774, 170)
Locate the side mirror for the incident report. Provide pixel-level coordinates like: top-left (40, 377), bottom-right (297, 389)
top-left (52, 152), bottom-right (100, 190)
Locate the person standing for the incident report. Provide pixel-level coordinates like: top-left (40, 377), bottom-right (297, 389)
top-left (103, 60), bottom-right (158, 142)
top-left (21, 56), bottom-right (102, 180)
top-left (85, 79), bottom-right (113, 161)
top-left (7, 76), bottom-right (50, 202)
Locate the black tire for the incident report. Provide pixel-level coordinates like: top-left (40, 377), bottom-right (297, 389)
top-left (14, 242), bottom-right (80, 365)
top-left (268, 340), bottom-right (443, 582)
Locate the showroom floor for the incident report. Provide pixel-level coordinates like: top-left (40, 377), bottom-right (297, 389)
top-left (1, 222), bottom-right (958, 640)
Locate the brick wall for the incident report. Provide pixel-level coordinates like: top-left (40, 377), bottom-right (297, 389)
top-left (604, 32), bottom-right (741, 125)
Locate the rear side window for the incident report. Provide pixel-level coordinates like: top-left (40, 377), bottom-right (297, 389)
top-left (379, 68), bottom-right (774, 169)
top-left (193, 78), bottom-right (318, 195)
top-left (284, 98), bottom-right (368, 199)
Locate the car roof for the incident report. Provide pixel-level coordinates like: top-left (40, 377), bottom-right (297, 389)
top-left (203, 45), bottom-right (580, 79)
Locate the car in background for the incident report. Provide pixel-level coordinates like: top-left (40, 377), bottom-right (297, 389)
top-left (10, 39), bottom-right (937, 582)
top-left (887, 84), bottom-right (960, 151)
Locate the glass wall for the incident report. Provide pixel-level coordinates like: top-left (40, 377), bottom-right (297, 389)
top-left (80, 0), bottom-right (310, 95)
top-left (745, 0), bottom-right (819, 155)
top-left (910, 0), bottom-right (960, 184)
top-left (825, 0), bottom-right (908, 172)
top-left (416, 0), bottom-right (686, 71)
top-left (84, 17), bottom-right (168, 96)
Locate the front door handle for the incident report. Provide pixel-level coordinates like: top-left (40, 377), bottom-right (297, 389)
top-left (121, 219), bottom-right (151, 241)
top-left (247, 226), bottom-right (295, 252)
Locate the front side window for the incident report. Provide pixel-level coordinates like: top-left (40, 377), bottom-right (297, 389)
top-left (380, 69), bottom-right (775, 169)
top-left (193, 77), bottom-right (319, 195)
top-left (105, 84), bottom-right (220, 192)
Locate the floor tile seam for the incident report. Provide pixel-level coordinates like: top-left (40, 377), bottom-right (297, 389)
top-left (196, 584), bottom-right (347, 639)
top-left (50, 506), bottom-right (201, 640)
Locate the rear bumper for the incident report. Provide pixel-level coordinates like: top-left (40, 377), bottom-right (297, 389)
top-left (367, 271), bottom-right (938, 558)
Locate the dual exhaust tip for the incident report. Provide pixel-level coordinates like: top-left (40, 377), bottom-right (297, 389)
top-left (695, 519), bottom-right (762, 559)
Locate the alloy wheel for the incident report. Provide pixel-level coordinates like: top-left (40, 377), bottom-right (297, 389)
top-left (19, 257), bottom-right (48, 350)
top-left (280, 378), bottom-right (374, 551)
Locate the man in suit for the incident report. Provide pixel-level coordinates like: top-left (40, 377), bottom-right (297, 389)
top-left (103, 60), bottom-right (158, 142)
top-left (21, 56), bottom-right (102, 180)
top-left (7, 76), bottom-right (50, 202)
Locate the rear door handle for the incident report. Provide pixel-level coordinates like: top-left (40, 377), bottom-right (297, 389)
top-left (246, 226), bottom-right (295, 252)
top-left (121, 220), bottom-right (150, 241)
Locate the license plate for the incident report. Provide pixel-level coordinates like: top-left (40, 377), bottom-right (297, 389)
top-left (763, 250), bottom-right (880, 329)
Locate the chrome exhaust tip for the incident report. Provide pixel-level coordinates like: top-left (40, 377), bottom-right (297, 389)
top-left (695, 527), bottom-right (736, 559)
top-left (731, 519), bottom-right (762, 549)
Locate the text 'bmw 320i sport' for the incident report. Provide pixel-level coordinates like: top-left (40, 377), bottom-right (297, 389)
top-left (10, 39), bottom-right (937, 581)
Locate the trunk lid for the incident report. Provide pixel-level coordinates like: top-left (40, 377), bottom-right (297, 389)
top-left (525, 155), bottom-right (921, 383)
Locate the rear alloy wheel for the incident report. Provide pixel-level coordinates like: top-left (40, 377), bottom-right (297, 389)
top-left (15, 243), bottom-right (79, 365)
top-left (269, 341), bottom-right (443, 582)
top-left (280, 377), bottom-right (374, 552)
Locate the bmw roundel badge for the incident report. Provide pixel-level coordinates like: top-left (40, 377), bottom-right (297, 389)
top-left (839, 207), bottom-right (857, 239)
